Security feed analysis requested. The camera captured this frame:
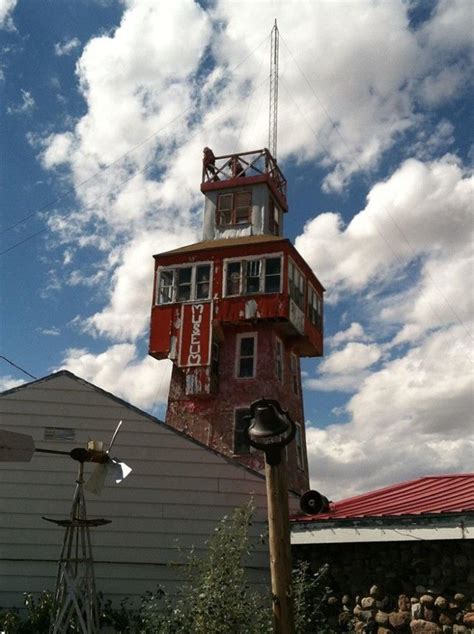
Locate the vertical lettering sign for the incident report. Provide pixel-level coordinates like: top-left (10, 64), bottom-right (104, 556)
top-left (178, 302), bottom-right (212, 367)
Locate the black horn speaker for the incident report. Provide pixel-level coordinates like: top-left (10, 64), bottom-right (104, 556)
top-left (300, 490), bottom-right (330, 515)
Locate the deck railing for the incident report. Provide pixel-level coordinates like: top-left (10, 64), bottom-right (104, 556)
top-left (202, 148), bottom-right (287, 201)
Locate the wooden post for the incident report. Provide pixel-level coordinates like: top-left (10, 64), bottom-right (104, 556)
top-left (265, 454), bottom-right (294, 634)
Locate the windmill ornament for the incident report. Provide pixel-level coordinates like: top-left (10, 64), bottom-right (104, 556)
top-left (0, 421), bottom-right (131, 634)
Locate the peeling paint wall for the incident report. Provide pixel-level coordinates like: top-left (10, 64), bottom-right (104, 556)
top-left (166, 323), bottom-right (309, 494)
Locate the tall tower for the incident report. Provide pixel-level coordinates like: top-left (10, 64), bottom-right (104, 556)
top-left (149, 149), bottom-right (324, 493)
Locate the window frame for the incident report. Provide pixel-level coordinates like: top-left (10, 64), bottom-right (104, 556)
top-left (308, 284), bottom-right (323, 329)
top-left (223, 254), bottom-right (283, 297)
top-left (268, 197), bottom-right (281, 236)
top-left (216, 191), bottom-right (252, 226)
top-left (290, 352), bottom-right (299, 395)
top-left (235, 332), bottom-right (257, 379)
top-left (155, 262), bottom-right (212, 305)
top-left (288, 258), bottom-right (306, 310)
top-left (295, 422), bottom-right (305, 470)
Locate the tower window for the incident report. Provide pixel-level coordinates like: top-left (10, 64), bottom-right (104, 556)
top-left (308, 285), bottom-right (323, 330)
top-left (217, 191), bottom-right (252, 226)
top-left (264, 257), bottom-right (281, 292)
top-left (275, 337), bottom-right (284, 382)
top-left (236, 334), bottom-right (257, 378)
top-left (224, 256), bottom-right (282, 296)
top-left (295, 423), bottom-right (304, 470)
top-left (245, 260), bottom-right (261, 294)
top-left (156, 264), bottom-right (211, 304)
top-left (288, 260), bottom-right (305, 309)
top-left (268, 198), bottom-right (280, 236)
top-left (177, 267), bottom-right (192, 301)
top-left (234, 408), bottom-right (251, 454)
top-left (290, 353), bottom-right (299, 395)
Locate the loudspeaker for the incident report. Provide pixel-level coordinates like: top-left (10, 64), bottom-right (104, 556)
top-left (300, 489), bottom-right (329, 515)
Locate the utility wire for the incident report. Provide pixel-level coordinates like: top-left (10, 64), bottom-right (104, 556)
top-left (0, 355), bottom-right (37, 380)
top-left (0, 33), bottom-right (270, 239)
top-left (0, 74), bottom-right (270, 258)
top-left (280, 34), bottom-right (473, 342)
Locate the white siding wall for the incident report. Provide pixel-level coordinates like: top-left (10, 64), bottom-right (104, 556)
top-left (0, 373), bottom-right (298, 608)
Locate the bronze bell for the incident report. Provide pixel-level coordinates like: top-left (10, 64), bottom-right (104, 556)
top-left (248, 402), bottom-right (290, 439)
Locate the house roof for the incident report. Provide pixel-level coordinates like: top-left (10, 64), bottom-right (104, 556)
top-left (154, 234), bottom-right (287, 257)
top-left (292, 474), bottom-right (474, 523)
top-left (0, 370), bottom-right (270, 484)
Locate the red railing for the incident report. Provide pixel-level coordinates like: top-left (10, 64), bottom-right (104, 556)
top-left (202, 148), bottom-right (287, 202)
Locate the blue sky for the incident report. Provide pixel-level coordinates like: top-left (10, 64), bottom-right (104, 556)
top-left (1, 0), bottom-right (472, 498)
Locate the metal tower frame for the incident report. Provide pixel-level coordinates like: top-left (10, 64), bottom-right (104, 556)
top-left (44, 460), bottom-right (110, 634)
top-left (268, 20), bottom-right (279, 160)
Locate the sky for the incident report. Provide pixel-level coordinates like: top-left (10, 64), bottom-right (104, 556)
top-left (1, 0), bottom-right (473, 500)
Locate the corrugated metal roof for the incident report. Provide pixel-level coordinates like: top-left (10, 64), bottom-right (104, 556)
top-left (292, 474), bottom-right (474, 522)
top-left (154, 234), bottom-right (287, 257)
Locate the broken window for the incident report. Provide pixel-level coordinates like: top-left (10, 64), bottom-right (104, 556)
top-left (217, 191), bottom-right (252, 225)
top-left (156, 263), bottom-right (212, 304)
top-left (224, 256), bottom-right (282, 296)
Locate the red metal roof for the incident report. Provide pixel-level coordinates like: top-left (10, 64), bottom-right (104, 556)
top-left (291, 474), bottom-right (474, 522)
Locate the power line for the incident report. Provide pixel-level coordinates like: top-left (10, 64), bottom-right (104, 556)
top-left (0, 355), bottom-right (37, 380)
top-left (0, 33), bottom-right (270, 239)
top-left (0, 74), bottom-right (270, 257)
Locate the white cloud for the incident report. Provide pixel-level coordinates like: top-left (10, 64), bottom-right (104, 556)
top-left (0, 375), bottom-right (24, 391)
top-left (306, 323), bottom-right (474, 500)
top-left (329, 322), bottom-right (369, 347)
top-left (38, 327), bottom-right (60, 336)
top-left (83, 227), bottom-right (197, 342)
top-left (296, 156), bottom-right (473, 314)
top-left (0, 0), bottom-right (17, 31)
top-left (7, 89), bottom-right (35, 115)
top-left (54, 37), bottom-right (81, 57)
top-left (59, 344), bottom-right (171, 410)
top-left (319, 343), bottom-right (383, 376)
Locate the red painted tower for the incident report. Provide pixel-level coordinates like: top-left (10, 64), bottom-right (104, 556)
top-left (149, 149), bottom-right (324, 493)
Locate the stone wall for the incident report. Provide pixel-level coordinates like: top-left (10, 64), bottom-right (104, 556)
top-left (294, 538), bottom-right (474, 633)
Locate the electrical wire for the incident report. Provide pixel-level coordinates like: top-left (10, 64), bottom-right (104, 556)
top-left (0, 355), bottom-right (37, 380)
top-left (0, 33), bottom-right (270, 239)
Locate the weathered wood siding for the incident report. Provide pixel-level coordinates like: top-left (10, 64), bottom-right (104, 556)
top-left (0, 372), bottom-right (297, 608)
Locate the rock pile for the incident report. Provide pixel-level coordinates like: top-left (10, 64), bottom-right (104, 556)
top-left (323, 585), bottom-right (474, 633)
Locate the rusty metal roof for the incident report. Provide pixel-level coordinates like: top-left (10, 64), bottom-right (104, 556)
top-left (291, 474), bottom-right (474, 522)
top-left (154, 234), bottom-right (287, 257)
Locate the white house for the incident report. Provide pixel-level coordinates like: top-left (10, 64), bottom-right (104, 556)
top-left (0, 371), bottom-right (299, 609)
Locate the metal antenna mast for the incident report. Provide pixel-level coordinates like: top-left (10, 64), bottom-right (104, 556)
top-left (268, 19), bottom-right (279, 160)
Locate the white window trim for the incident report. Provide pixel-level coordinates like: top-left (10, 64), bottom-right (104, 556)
top-left (155, 262), bottom-right (213, 305)
top-left (308, 283), bottom-right (323, 326)
top-left (223, 253), bottom-right (283, 297)
top-left (235, 332), bottom-right (258, 379)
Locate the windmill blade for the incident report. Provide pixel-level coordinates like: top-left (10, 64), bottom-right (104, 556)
top-left (84, 456), bottom-right (132, 496)
top-left (0, 429), bottom-right (35, 462)
top-left (84, 462), bottom-right (109, 496)
top-left (107, 420), bottom-right (123, 453)
top-left (108, 457), bottom-right (132, 483)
